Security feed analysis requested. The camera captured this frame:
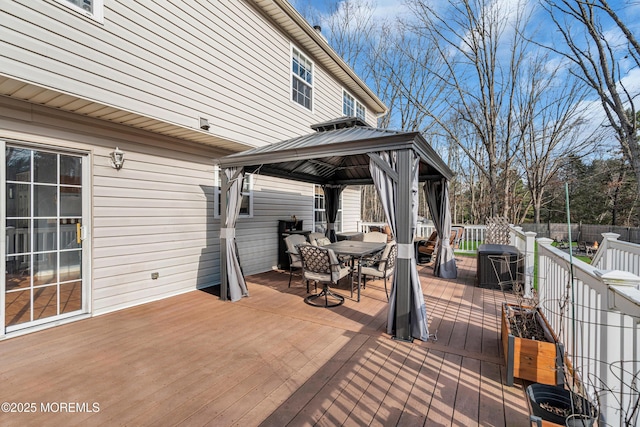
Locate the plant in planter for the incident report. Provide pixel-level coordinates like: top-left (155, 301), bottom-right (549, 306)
top-left (502, 302), bottom-right (565, 386)
top-left (527, 383), bottom-right (596, 427)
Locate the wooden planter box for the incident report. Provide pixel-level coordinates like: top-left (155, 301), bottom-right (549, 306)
top-left (502, 303), bottom-right (565, 386)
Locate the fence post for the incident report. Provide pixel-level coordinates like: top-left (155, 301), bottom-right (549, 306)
top-left (595, 268), bottom-right (640, 426)
top-left (601, 232), bottom-right (620, 270)
top-left (536, 238), bottom-right (554, 305)
top-left (524, 231), bottom-right (537, 297)
top-left (510, 226), bottom-right (522, 249)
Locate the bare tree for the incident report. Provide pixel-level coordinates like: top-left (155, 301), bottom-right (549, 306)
top-left (543, 0), bottom-right (640, 198)
top-left (516, 50), bottom-right (598, 222)
top-left (406, 0), bottom-right (533, 221)
top-left (321, 0), bottom-right (377, 77)
top-left (367, 20), bottom-right (449, 131)
top-left (293, 0), bottom-right (376, 78)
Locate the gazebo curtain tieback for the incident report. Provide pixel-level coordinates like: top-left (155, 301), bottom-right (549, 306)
top-left (397, 243), bottom-right (414, 260)
top-left (220, 227), bottom-right (236, 238)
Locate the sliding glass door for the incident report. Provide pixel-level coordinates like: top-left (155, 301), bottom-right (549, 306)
top-left (4, 145), bottom-right (87, 331)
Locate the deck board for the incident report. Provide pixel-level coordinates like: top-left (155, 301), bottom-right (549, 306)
top-left (0, 255), bottom-right (531, 426)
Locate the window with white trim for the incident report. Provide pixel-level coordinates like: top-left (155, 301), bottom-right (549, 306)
top-left (313, 185), bottom-right (342, 233)
top-left (213, 166), bottom-right (253, 218)
top-left (291, 46), bottom-right (314, 110)
top-left (56, 0), bottom-right (104, 21)
top-left (343, 90), bottom-right (366, 120)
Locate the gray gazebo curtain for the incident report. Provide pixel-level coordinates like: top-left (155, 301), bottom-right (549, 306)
top-left (370, 150), bottom-right (430, 341)
top-left (323, 184), bottom-right (346, 242)
top-left (223, 167), bottom-right (249, 301)
top-left (425, 178), bottom-right (457, 278)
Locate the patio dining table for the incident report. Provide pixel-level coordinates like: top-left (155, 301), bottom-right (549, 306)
top-left (322, 240), bottom-right (386, 302)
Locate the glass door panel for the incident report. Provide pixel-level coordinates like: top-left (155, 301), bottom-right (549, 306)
top-left (5, 146), bottom-right (85, 330)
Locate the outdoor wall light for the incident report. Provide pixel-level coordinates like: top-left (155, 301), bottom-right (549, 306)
top-left (200, 117), bottom-right (210, 131)
top-left (109, 147), bottom-right (125, 170)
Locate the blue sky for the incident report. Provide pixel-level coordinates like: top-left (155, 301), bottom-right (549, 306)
top-left (291, 0), bottom-right (640, 146)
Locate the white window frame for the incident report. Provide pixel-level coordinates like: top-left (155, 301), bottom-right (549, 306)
top-left (313, 185), bottom-right (342, 234)
top-left (55, 0), bottom-right (104, 22)
top-left (2, 139), bottom-right (93, 335)
top-left (342, 90), bottom-right (366, 121)
top-left (213, 166), bottom-right (253, 219)
top-left (291, 45), bottom-right (314, 111)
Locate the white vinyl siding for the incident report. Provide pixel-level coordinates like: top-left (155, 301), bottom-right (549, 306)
top-left (0, 97), bottom-right (224, 316)
top-left (235, 179), bottom-right (362, 275)
top-left (55, 0), bottom-right (103, 21)
top-left (1, 0), bottom-right (378, 328)
top-left (235, 175), bottom-right (313, 275)
top-left (340, 187), bottom-right (362, 232)
top-left (1, 1), bottom-right (377, 148)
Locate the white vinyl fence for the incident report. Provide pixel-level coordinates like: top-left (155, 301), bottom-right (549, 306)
top-left (358, 221), bottom-right (487, 253)
top-left (536, 236), bottom-right (640, 426)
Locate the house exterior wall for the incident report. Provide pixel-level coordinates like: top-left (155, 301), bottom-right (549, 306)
top-left (237, 180), bottom-right (362, 277)
top-left (0, 0), bottom-right (376, 335)
top-left (0, 99), bottom-right (364, 322)
top-left (1, 0), bottom-right (377, 147)
top-left (0, 97), bottom-right (224, 315)
top-left (341, 187), bottom-right (362, 233)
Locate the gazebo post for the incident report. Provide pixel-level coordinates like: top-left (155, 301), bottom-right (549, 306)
top-left (219, 171), bottom-right (229, 301)
top-left (394, 149), bottom-right (413, 341)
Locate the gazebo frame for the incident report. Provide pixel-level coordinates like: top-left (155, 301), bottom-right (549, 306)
top-left (216, 119), bottom-right (456, 342)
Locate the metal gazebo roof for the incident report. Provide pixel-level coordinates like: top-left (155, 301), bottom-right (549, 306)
top-left (217, 120), bottom-right (454, 184)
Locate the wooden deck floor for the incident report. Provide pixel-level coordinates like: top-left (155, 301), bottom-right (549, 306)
top-left (0, 255), bottom-right (531, 426)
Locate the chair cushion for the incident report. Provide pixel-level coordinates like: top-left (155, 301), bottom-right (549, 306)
top-left (298, 244), bottom-right (350, 283)
top-left (360, 265), bottom-right (391, 278)
top-left (377, 242), bottom-right (394, 271)
top-left (308, 232), bottom-right (325, 246)
top-left (285, 234), bottom-right (308, 253)
top-left (316, 237), bottom-right (331, 246)
top-left (363, 231), bottom-right (388, 243)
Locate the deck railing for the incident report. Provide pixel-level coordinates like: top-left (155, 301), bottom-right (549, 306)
top-left (591, 233), bottom-right (640, 277)
top-left (414, 223), bottom-right (486, 253)
top-left (536, 238), bottom-right (640, 426)
top-left (471, 227), bottom-right (640, 424)
top-left (357, 221), bottom-right (487, 253)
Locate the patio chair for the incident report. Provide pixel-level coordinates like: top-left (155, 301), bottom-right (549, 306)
top-left (577, 241), bottom-right (588, 255)
top-left (308, 232), bottom-right (331, 246)
top-left (362, 231), bottom-right (388, 243)
top-left (284, 234), bottom-right (308, 290)
top-left (297, 244), bottom-right (351, 307)
top-left (307, 232), bottom-right (325, 245)
top-left (451, 226), bottom-right (464, 249)
top-left (416, 231), bottom-right (438, 263)
top-left (488, 254), bottom-right (526, 295)
top-left (360, 241), bottom-right (398, 301)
